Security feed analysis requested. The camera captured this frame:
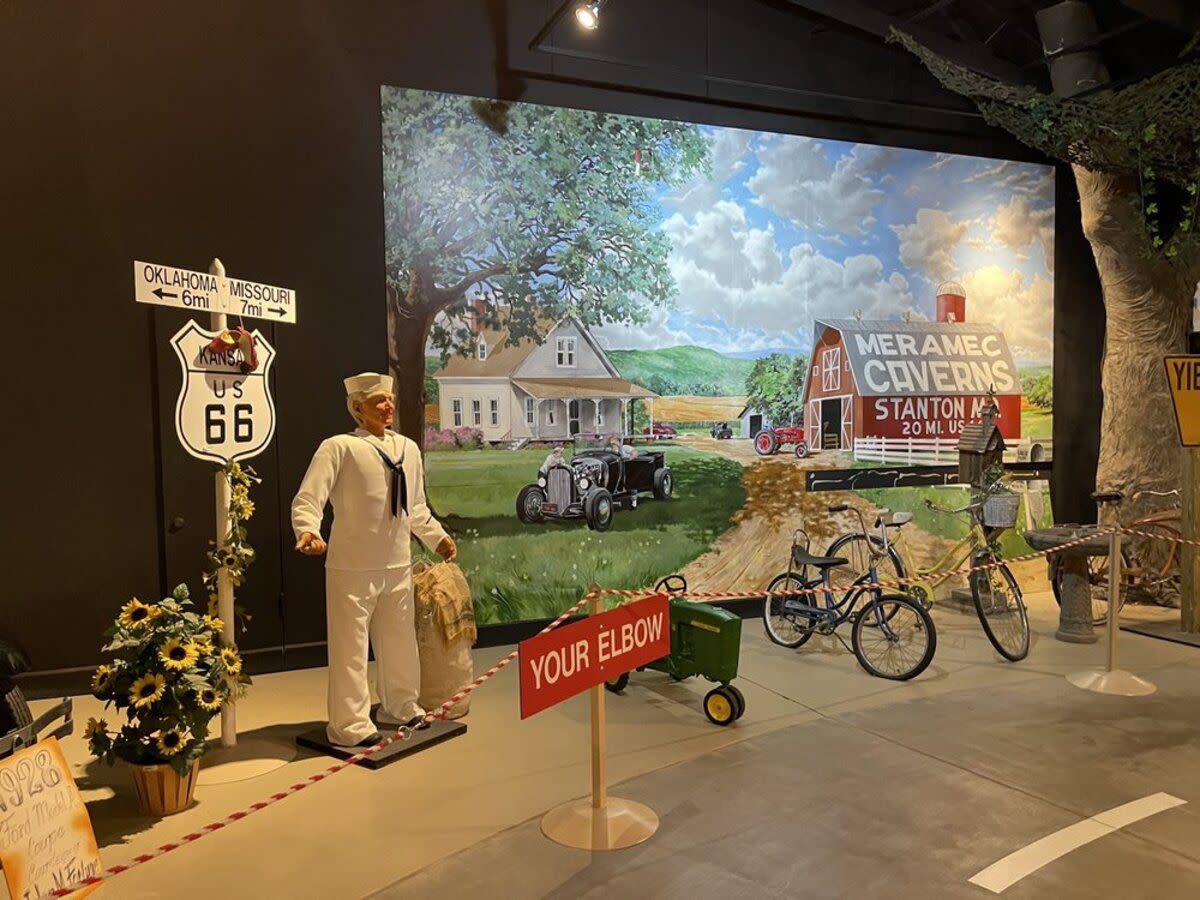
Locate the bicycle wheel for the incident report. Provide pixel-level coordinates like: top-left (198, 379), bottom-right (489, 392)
top-left (763, 574), bottom-right (815, 648)
top-left (970, 553), bottom-right (1029, 662)
top-left (851, 594), bottom-right (936, 680)
top-left (826, 532), bottom-right (907, 594)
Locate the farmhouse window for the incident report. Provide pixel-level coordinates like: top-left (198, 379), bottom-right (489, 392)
top-left (452, 399), bottom-right (462, 427)
top-left (556, 337), bottom-right (577, 367)
top-left (548, 404), bottom-right (557, 425)
top-left (477, 340), bottom-right (487, 361)
top-left (525, 397), bottom-right (535, 425)
top-left (490, 398), bottom-right (499, 426)
top-left (822, 347), bottom-right (841, 392)
top-left (472, 399), bottom-right (481, 426)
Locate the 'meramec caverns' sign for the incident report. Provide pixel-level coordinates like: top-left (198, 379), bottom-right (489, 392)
top-left (802, 283), bottom-right (1023, 449)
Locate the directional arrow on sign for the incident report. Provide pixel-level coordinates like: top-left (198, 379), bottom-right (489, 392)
top-left (153, 288), bottom-right (178, 301)
top-left (269, 306), bottom-right (287, 318)
top-left (134, 260), bottom-right (296, 324)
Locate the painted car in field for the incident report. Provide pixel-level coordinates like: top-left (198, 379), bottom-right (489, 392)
top-left (515, 439), bottom-right (673, 531)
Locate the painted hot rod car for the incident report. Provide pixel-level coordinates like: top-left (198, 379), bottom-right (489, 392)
top-left (515, 441), bottom-right (673, 531)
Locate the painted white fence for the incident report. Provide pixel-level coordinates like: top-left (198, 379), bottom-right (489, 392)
top-left (853, 436), bottom-right (1055, 467)
top-left (853, 437), bottom-right (958, 466)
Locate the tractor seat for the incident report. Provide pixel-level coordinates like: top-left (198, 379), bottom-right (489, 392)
top-left (791, 550), bottom-right (848, 569)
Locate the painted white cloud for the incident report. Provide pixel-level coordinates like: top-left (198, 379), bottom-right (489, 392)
top-left (662, 127), bottom-right (753, 218)
top-left (891, 209), bottom-right (969, 282)
top-left (961, 266), bottom-right (1053, 363)
top-left (747, 136), bottom-right (895, 236)
top-left (992, 195), bottom-right (1054, 270)
top-left (662, 201), bottom-right (783, 290)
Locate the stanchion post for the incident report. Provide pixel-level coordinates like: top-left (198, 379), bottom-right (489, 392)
top-left (1106, 528), bottom-right (1122, 672)
top-left (589, 594), bottom-right (607, 811)
top-left (209, 257), bottom-right (237, 749)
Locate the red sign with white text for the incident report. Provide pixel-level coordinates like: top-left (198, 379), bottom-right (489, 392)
top-left (519, 594), bottom-right (670, 719)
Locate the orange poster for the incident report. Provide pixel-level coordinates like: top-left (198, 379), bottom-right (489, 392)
top-left (0, 738), bottom-right (102, 899)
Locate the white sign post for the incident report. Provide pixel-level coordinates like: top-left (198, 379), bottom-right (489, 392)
top-left (137, 257), bottom-right (296, 751)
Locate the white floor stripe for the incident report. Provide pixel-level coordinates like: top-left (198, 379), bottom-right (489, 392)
top-left (968, 793), bottom-right (1187, 894)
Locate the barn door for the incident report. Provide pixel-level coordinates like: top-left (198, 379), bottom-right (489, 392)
top-left (840, 397), bottom-right (853, 451)
top-left (808, 400), bottom-right (820, 447)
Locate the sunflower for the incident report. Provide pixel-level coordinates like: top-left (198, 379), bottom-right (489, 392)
top-left (118, 598), bottom-right (155, 629)
top-left (83, 717), bottom-right (107, 740)
top-left (129, 673), bottom-right (166, 708)
top-left (91, 665), bottom-right (115, 696)
top-left (220, 647), bottom-right (242, 675)
top-left (156, 729), bottom-right (187, 756)
top-left (203, 615), bottom-right (225, 635)
top-left (207, 593), bottom-right (220, 617)
top-left (160, 638), bottom-right (199, 671)
top-left (193, 637), bottom-right (213, 658)
top-left (196, 686), bottom-right (222, 712)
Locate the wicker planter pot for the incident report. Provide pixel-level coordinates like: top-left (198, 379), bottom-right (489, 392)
top-left (129, 758), bottom-right (199, 816)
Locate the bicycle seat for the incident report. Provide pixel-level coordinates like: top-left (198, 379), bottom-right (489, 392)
top-left (877, 511), bottom-right (913, 527)
top-left (791, 549), bottom-right (849, 569)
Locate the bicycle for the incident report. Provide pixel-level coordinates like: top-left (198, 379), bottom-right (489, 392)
top-left (825, 487), bottom-right (1029, 662)
top-left (762, 510), bottom-right (937, 680)
top-left (1049, 489), bottom-right (1181, 624)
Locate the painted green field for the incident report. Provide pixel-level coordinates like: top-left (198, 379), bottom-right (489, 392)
top-left (1021, 406), bottom-right (1053, 439)
top-left (422, 445), bottom-right (744, 623)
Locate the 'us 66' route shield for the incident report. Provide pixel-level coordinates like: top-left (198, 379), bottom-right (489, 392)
top-left (171, 320), bottom-right (277, 464)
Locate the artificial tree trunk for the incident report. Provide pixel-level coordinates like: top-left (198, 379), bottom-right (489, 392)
top-left (1075, 165), bottom-right (1200, 600)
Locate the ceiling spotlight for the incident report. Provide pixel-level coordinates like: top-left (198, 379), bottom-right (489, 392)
top-left (575, 1), bottom-right (603, 30)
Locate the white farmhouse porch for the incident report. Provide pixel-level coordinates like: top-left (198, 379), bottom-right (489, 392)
top-left (514, 377), bottom-right (656, 441)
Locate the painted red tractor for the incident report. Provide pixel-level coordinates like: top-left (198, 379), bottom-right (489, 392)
top-left (753, 426), bottom-right (809, 458)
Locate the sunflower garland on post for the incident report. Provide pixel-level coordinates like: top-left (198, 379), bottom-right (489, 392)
top-left (202, 461), bottom-right (260, 625)
top-left (86, 584), bottom-right (249, 776)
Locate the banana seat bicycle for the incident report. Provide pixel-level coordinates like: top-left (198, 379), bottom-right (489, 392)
top-left (762, 503), bottom-right (937, 681)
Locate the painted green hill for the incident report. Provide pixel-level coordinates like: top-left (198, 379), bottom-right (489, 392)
top-left (608, 346), bottom-right (755, 396)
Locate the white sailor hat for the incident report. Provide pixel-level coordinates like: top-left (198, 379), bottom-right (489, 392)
top-left (344, 372), bottom-right (394, 398)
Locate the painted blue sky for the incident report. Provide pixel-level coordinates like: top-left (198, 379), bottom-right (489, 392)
top-left (590, 126), bottom-right (1055, 366)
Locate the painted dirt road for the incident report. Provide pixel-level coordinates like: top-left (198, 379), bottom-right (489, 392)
top-left (674, 435), bottom-right (1050, 599)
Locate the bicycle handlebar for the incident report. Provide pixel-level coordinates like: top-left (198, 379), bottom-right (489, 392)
top-left (924, 497), bottom-right (976, 516)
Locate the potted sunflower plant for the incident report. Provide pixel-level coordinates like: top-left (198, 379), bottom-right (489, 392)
top-left (85, 584), bottom-right (247, 816)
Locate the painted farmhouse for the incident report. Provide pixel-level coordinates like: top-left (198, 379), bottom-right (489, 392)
top-left (432, 315), bottom-right (655, 443)
top-left (801, 283), bottom-right (1023, 452)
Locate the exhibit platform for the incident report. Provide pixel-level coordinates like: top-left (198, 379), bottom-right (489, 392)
top-left (21, 588), bottom-right (1200, 899)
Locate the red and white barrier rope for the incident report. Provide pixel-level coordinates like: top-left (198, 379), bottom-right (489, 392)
top-left (50, 590), bottom-right (596, 897)
top-left (48, 522), bottom-right (1183, 896)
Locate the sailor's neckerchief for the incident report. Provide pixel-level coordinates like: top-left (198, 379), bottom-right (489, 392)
top-left (355, 431), bottom-right (408, 517)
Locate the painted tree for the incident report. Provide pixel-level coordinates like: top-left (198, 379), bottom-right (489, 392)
top-left (381, 89), bottom-right (710, 439)
top-left (893, 32), bottom-right (1200, 582)
top-left (745, 353), bottom-right (808, 425)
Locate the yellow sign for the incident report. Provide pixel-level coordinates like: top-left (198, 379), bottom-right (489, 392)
top-left (1165, 355), bottom-right (1200, 446)
top-left (0, 738), bottom-right (102, 899)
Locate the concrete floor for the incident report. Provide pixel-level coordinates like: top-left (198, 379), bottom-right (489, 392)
top-left (15, 590), bottom-right (1200, 899)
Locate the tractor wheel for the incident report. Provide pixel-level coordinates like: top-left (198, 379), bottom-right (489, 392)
top-left (754, 429), bottom-right (779, 456)
top-left (794, 441), bottom-right (809, 459)
top-left (653, 468), bottom-right (673, 500)
top-left (726, 684), bottom-right (746, 720)
top-left (604, 672), bottom-right (630, 693)
top-left (703, 686), bottom-right (738, 726)
top-left (584, 488), bottom-right (614, 532)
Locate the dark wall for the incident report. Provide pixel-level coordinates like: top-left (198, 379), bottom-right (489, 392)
top-left (0, 0), bottom-right (1101, 686)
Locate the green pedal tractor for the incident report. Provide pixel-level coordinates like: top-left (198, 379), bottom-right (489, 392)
top-left (603, 576), bottom-right (746, 725)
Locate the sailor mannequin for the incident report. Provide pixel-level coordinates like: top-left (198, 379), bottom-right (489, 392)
top-left (292, 373), bottom-right (456, 746)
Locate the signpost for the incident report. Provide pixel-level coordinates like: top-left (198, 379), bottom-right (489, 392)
top-left (520, 593), bottom-right (668, 850)
top-left (135, 258), bottom-right (296, 751)
top-left (1165, 355), bottom-right (1200, 633)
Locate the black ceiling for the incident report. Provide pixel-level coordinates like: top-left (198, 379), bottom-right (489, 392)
top-left (774, 0), bottom-right (1198, 90)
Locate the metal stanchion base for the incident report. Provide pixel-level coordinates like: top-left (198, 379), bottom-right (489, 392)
top-left (1066, 668), bottom-right (1157, 697)
top-left (197, 738), bottom-right (299, 785)
top-left (541, 797), bottom-right (659, 850)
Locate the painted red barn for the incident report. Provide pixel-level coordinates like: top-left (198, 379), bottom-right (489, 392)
top-left (801, 283), bottom-right (1022, 452)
